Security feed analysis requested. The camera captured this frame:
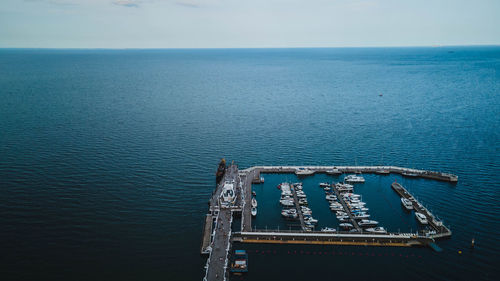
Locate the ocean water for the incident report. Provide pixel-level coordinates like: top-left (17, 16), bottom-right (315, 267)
top-left (0, 47), bottom-right (499, 280)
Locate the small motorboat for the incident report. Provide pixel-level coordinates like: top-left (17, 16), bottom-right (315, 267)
top-left (252, 191), bottom-right (256, 196)
top-left (321, 227), bottom-right (337, 232)
top-left (295, 168), bottom-right (314, 176)
top-left (401, 198), bottom-right (413, 210)
top-left (326, 194), bottom-right (336, 200)
top-left (358, 220), bottom-right (379, 227)
top-left (326, 168), bottom-right (342, 175)
top-left (251, 207), bottom-right (257, 217)
top-left (353, 213), bottom-right (370, 219)
top-left (319, 183), bottom-right (330, 187)
top-left (365, 227), bottom-right (387, 234)
top-left (304, 217), bottom-right (318, 224)
top-left (251, 198), bottom-right (258, 208)
top-left (340, 223), bottom-right (353, 230)
top-left (344, 174), bottom-right (365, 183)
top-left (415, 212), bottom-right (428, 224)
top-left (324, 187), bottom-right (331, 191)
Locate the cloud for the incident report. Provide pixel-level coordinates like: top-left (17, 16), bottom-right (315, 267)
top-left (113, 0), bottom-right (139, 7)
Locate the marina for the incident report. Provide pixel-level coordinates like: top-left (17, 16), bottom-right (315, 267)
top-left (202, 163), bottom-right (455, 280)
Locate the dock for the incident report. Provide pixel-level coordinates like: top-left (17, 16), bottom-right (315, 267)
top-left (240, 165), bottom-right (458, 183)
top-left (332, 185), bottom-right (362, 231)
top-left (391, 182), bottom-right (452, 238)
top-left (201, 163), bottom-right (455, 280)
top-left (291, 185), bottom-right (306, 230)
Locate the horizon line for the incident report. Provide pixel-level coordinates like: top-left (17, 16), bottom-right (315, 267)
top-left (1, 44), bottom-right (499, 50)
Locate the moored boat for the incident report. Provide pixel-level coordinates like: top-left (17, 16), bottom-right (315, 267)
top-left (344, 174), bottom-right (365, 183)
top-left (321, 227), bottom-right (336, 232)
top-left (251, 198), bottom-right (257, 208)
top-left (295, 168), bottom-right (314, 176)
top-left (251, 207), bottom-right (257, 217)
top-left (358, 219), bottom-right (379, 227)
top-left (339, 223), bottom-right (353, 230)
top-left (326, 168), bottom-right (342, 175)
top-left (415, 212), bottom-right (428, 224)
top-left (401, 198), bottom-right (413, 210)
top-left (230, 250), bottom-right (248, 273)
top-left (365, 227), bottom-right (387, 234)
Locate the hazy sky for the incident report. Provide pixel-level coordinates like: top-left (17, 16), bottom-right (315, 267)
top-left (1, 0), bottom-right (499, 48)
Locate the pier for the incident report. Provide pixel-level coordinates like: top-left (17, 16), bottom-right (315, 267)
top-left (202, 163), bottom-right (455, 280)
top-left (291, 184), bottom-right (307, 230)
top-left (240, 165), bottom-right (458, 183)
top-left (332, 185), bottom-right (362, 231)
top-left (391, 182), bottom-right (452, 238)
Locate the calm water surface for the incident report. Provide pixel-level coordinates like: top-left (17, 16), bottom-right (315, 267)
top-left (0, 47), bottom-right (499, 280)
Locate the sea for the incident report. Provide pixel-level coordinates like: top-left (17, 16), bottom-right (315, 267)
top-left (0, 47), bottom-right (499, 280)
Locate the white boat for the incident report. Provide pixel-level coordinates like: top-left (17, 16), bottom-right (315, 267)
top-left (415, 212), bottom-right (428, 224)
top-left (251, 207), bottom-right (257, 217)
top-left (319, 183), bottom-right (330, 187)
top-left (305, 217), bottom-right (318, 224)
top-left (344, 174), bottom-right (365, 183)
top-left (295, 168), bottom-right (314, 176)
top-left (353, 213), bottom-right (370, 219)
top-left (325, 195), bottom-right (337, 201)
top-left (280, 199), bottom-right (294, 207)
top-left (326, 168), bottom-right (342, 175)
top-left (324, 187), bottom-right (331, 191)
top-left (299, 199), bottom-right (308, 205)
top-left (251, 198), bottom-right (258, 208)
top-left (401, 198), bottom-right (413, 210)
top-left (337, 215), bottom-right (349, 220)
top-left (358, 220), bottom-right (379, 227)
top-left (339, 223), bottom-right (353, 229)
top-left (365, 227), bottom-right (386, 234)
top-left (260, 177), bottom-right (265, 182)
top-left (321, 227), bottom-right (337, 232)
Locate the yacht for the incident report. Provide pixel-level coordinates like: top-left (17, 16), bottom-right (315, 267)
top-left (415, 212), bottom-right (428, 224)
top-left (353, 213), bottom-right (370, 219)
top-left (251, 198), bottom-right (258, 208)
top-left (365, 227), bottom-right (387, 234)
top-left (304, 217), bottom-right (318, 224)
top-left (321, 227), bottom-right (337, 232)
top-left (299, 199), bottom-right (308, 205)
top-left (325, 194), bottom-right (337, 201)
top-left (339, 223), bottom-right (353, 230)
top-left (402, 171), bottom-right (419, 178)
top-left (280, 199), bottom-right (294, 207)
top-left (319, 183), bottom-right (330, 187)
top-left (358, 220), bottom-right (379, 227)
top-left (401, 198), bottom-right (413, 210)
top-left (344, 174), bottom-right (365, 183)
top-left (251, 207), bottom-right (257, 217)
top-left (326, 168), bottom-right (342, 175)
top-left (295, 168), bottom-right (315, 176)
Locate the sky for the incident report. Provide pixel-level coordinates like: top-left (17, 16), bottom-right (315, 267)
top-left (1, 0), bottom-right (499, 48)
